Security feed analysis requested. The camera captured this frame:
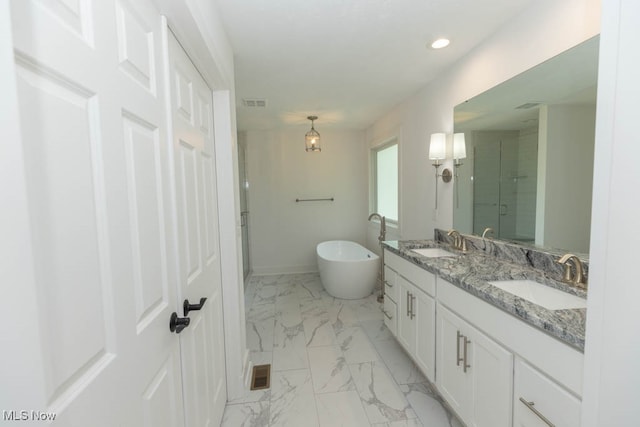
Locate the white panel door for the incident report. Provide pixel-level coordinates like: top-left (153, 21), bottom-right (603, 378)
top-left (467, 321), bottom-right (513, 427)
top-left (436, 304), bottom-right (471, 422)
top-left (397, 276), bottom-right (416, 353)
top-left (8, 0), bottom-right (184, 426)
top-left (166, 31), bottom-right (227, 427)
top-left (413, 289), bottom-right (435, 382)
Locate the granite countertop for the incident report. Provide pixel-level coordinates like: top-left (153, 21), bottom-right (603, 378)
top-left (383, 239), bottom-right (587, 351)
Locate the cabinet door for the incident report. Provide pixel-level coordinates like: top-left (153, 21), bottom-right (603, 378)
top-left (414, 289), bottom-right (435, 381)
top-left (467, 324), bottom-right (513, 427)
top-left (397, 276), bottom-right (415, 354)
top-left (436, 304), bottom-right (471, 421)
top-left (513, 358), bottom-right (581, 427)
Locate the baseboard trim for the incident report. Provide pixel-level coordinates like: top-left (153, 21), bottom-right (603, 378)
top-left (251, 265), bottom-right (318, 275)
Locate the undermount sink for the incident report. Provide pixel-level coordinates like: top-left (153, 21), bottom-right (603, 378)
top-left (411, 248), bottom-right (457, 258)
top-left (488, 280), bottom-right (587, 310)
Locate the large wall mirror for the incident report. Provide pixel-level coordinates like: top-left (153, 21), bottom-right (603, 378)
top-left (453, 36), bottom-right (598, 255)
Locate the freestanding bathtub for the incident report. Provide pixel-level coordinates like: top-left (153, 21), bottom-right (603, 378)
top-left (316, 240), bottom-right (380, 299)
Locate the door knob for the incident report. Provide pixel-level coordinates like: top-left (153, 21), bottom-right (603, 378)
top-left (169, 312), bottom-right (190, 333)
top-left (183, 297), bottom-right (207, 316)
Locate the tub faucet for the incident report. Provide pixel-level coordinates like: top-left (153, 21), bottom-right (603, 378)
top-left (368, 213), bottom-right (386, 242)
top-left (368, 213), bottom-right (387, 303)
top-left (447, 229), bottom-right (468, 252)
top-left (557, 254), bottom-right (587, 289)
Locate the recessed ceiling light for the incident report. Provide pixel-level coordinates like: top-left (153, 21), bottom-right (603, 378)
top-left (431, 38), bottom-right (450, 49)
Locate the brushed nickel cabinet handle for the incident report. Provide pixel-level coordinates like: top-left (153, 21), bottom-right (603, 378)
top-left (406, 291), bottom-right (410, 317)
top-left (383, 310), bottom-right (393, 320)
top-left (463, 337), bottom-right (471, 372)
top-left (384, 280), bottom-right (393, 288)
top-left (519, 397), bottom-right (555, 427)
top-left (456, 331), bottom-right (463, 366)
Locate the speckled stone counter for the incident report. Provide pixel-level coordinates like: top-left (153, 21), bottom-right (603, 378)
top-left (382, 239), bottom-right (587, 351)
top-left (433, 228), bottom-right (589, 279)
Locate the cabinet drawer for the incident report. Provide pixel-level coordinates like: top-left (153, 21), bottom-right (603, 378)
top-left (384, 250), bottom-right (435, 296)
top-left (383, 265), bottom-right (399, 303)
top-left (514, 358), bottom-right (581, 427)
top-left (383, 296), bottom-right (397, 336)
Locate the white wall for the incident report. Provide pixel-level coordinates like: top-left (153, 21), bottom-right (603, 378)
top-left (537, 104), bottom-right (595, 252)
top-left (246, 129), bottom-right (368, 274)
top-left (582, 0), bottom-right (640, 424)
top-left (365, 0), bottom-right (600, 245)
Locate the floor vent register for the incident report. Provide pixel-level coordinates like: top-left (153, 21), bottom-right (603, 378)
top-left (250, 364), bottom-right (271, 391)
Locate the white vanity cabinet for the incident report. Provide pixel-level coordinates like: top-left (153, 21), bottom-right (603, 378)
top-left (437, 303), bottom-right (513, 427)
top-left (384, 250), bottom-right (436, 381)
top-left (513, 358), bottom-right (581, 427)
top-left (381, 248), bottom-right (584, 427)
top-left (438, 277), bottom-right (584, 427)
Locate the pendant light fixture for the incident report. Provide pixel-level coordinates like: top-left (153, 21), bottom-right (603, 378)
top-left (305, 115), bottom-right (321, 152)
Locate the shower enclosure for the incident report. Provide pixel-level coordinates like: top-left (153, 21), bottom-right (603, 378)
top-left (472, 129), bottom-right (537, 243)
top-left (238, 139), bottom-right (251, 282)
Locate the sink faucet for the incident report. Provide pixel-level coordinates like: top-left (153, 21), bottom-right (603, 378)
top-left (557, 254), bottom-right (587, 289)
top-left (482, 227), bottom-right (494, 239)
top-left (368, 213), bottom-right (386, 243)
top-left (447, 229), bottom-right (468, 252)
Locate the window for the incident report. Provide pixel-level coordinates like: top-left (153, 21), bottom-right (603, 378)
top-left (373, 140), bottom-right (398, 222)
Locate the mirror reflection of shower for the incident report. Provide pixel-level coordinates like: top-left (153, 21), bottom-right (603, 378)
top-left (472, 129), bottom-right (538, 243)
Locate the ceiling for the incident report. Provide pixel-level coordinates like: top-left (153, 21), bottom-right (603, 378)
top-left (214, 0), bottom-right (535, 131)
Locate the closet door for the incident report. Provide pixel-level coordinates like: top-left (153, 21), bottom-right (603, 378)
top-left (7, 0), bottom-right (184, 425)
top-left (166, 30), bottom-right (227, 427)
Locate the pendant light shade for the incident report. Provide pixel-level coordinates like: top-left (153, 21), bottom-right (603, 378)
top-left (305, 116), bottom-right (321, 152)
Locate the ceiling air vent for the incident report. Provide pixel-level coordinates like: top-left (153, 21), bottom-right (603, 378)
top-left (242, 98), bottom-right (267, 108)
top-left (515, 102), bottom-right (540, 109)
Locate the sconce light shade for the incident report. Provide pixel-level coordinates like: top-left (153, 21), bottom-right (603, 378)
top-left (453, 133), bottom-right (466, 159)
top-left (429, 133), bottom-right (446, 161)
top-left (305, 116), bottom-right (321, 152)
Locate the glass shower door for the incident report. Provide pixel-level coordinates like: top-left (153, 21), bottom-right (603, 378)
top-left (238, 141), bottom-right (250, 282)
top-left (473, 140), bottom-right (501, 236)
top-left (472, 131), bottom-right (536, 242)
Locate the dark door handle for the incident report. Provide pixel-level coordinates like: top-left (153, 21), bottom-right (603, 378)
top-left (169, 312), bottom-right (190, 334)
top-left (183, 297), bottom-right (207, 316)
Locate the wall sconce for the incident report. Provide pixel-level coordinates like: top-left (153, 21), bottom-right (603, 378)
top-left (429, 133), bottom-right (452, 209)
top-left (453, 133), bottom-right (467, 208)
top-left (305, 115), bottom-right (321, 152)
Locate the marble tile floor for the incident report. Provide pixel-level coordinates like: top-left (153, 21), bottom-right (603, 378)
top-left (223, 272), bottom-right (464, 427)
